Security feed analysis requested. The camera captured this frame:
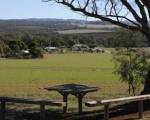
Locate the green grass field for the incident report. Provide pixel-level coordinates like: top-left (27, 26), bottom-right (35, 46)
top-left (0, 53), bottom-right (129, 110)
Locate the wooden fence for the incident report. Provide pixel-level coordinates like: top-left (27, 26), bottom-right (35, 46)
top-left (85, 94), bottom-right (150, 120)
top-left (0, 97), bottom-right (65, 120)
top-left (1, 95), bottom-right (150, 120)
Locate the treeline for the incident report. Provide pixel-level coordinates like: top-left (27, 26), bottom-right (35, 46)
top-left (0, 29), bottom-right (149, 58)
top-left (0, 19), bottom-right (84, 35)
top-left (0, 32), bottom-right (108, 58)
top-left (0, 33), bottom-right (44, 58)
top-left (114, 29), bottom-right (149, 48)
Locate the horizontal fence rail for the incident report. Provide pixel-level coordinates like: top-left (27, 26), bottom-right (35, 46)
top-left (0, 96), bottom-right (66, 120)
top-left (85, 94), bottom-right (150, 120)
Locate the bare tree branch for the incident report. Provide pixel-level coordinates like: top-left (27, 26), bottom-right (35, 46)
top-left (43, 0), bottom-right (150, 38)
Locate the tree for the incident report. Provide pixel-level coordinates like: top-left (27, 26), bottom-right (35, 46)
top-left (115, 29), bottom-right (148, 47)
top-left (29, 47), bottom-right (44, 58)
top-left (43, 0), bottom-right (150, 94)
top-left (113, 29), bottom-right (149, 95)
top-left (0, 41), bottom-right (4, 56)
top-left (113, 48), bottom-right (150, 95)
top-left (8, 40), bottom-right (20, 53)
top-left (21, 33), bottom-right (33, 47)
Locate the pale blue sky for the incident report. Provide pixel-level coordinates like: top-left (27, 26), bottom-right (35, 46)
top-left (0, 0), bottom-right (88, 20)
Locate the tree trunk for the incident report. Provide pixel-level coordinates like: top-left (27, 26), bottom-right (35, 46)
top-left (141, 68), bottom-right (150, 94)
top-left (141, 32), bottom-right (150, 95)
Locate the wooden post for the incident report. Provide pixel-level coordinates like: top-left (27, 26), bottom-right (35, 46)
top-left (0, 101), bottom-right (6, 120)
top-left (40, 103), bottom-right (45, 120)
top-left (138, 100), bottom-right (144, 119)
top-left (104, 104), bottom-right (109, 120)
top-left (78, 94), bottom-right (83, 114)
top-left (63, 94), bottom-right (68, 113)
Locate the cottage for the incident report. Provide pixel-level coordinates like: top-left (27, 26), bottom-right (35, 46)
top-left (45, 47), bottom-right (59, 53)
top-left (72, 44), bottom-right (89, 52)
top-left (92, 47), bottom-right (105, 53)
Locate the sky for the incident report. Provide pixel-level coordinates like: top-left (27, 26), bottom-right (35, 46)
top-left (0, 0), bottom-right (88, 20)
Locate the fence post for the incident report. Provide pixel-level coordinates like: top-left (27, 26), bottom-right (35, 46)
top-left (40, 103), bottom-right (45, 120)
top-left (63, 93), bottom-right (68, 113)
top-left (0, 100), bottom-right (6, 120)
top-left (104, 104), bottom-right (109, 120)
top-left (138, 100), bottom-right (144, 119)
top-left (78, 94), bottom-right (84, 114)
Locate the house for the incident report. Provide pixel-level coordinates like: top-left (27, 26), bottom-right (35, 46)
top-left (45, 47), bottom-right (59, 53)
top-left (72, 44), bottom-right (89, 51)
top-left (90, 47), bottom-right (105, 53)
top-left (20, 50), bottom-right (31, 57)
top-left (21, 50), bottom-right (30, 54)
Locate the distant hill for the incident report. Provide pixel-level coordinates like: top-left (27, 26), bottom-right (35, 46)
top-left (0, 18), bottom-right (148, 48)
top-left (0, 18), bottom-right (80, 33)
top-left (0, 18), bottom-right (117, 34)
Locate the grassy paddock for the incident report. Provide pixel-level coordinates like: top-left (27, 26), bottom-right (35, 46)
top-left (0, 52), bottom-right (129, 111)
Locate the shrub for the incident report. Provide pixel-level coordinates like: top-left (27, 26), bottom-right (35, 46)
top-left (113, 48), bottom-right (150, 95)
top-left (30, 47), bottom-right (44, 58)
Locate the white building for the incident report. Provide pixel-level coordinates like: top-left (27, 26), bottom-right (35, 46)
top-left (45, 47), bottom-right (59, 53)
top-left (72, 44), bottom-right (89, 51)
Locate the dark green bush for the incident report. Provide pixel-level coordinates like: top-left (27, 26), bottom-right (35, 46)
top-left (30, 47), bottom-right (44, 58)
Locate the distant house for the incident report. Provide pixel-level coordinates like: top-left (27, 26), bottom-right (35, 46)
top-left (91, 47), bottom-right (105, 53)
top-left (20, 50), bottom-right (30, 57)
top-left (5, 49), bottom-right (31, 58)
top-left (72, 44), bottom-right (89, 51)
top-left (45, 47), bottom-right (59, 53)
top-left (21, 50), bottom-right (30, 54)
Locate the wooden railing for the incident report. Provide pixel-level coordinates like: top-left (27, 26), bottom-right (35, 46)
top-left (85, 94), bottom-right (150, 120)
top-left (0, 97), bottom-right (66, 120)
